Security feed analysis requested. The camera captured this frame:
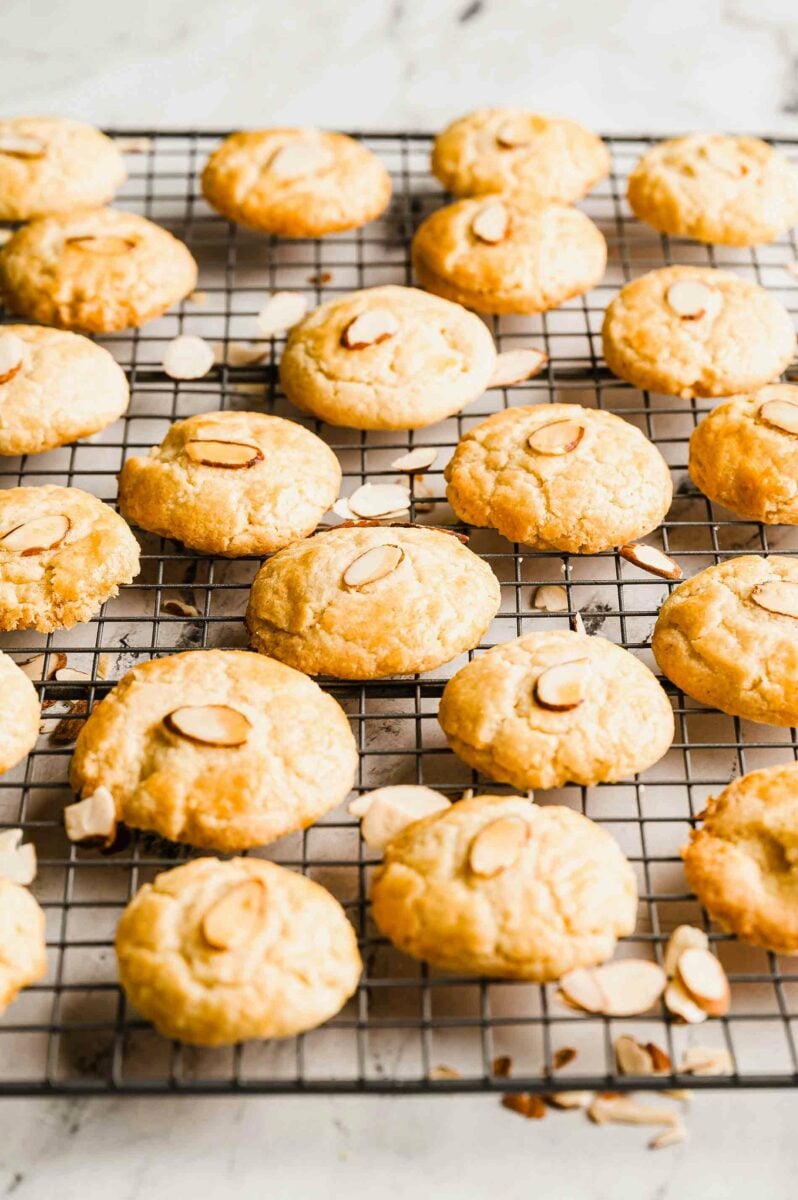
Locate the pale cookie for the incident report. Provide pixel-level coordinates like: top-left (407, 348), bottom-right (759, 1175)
top-left (370, 794), bottom-right (637, 980)
top-left (628, 134), bottom-right (798, 247)
top-left (431, 109), bottom-right (609, 203)
top-left (279, 285), bottom-right (496, 429)
top-left (246, 524), bottom-right (501, 679)
top-left (0, 650), bottom-right (40, 775)
top-left (444, 403), bottom-right (672, 553)
top-left (683, 762), bottom-right (798, 954)
top-left (412, 196), bottom-right (606, 315)
top-left (438, 631), bottom-right (674, 790)
top-left (602, 266), bottom-right (795, 399)
top-left (70, 649), bottom-right (357, 852)
top-left (118, 410), bottom-right (340, 556)
top-left (116, 856), bottom-right (361, 1045)
top-left (652, 554), bottom-right (798, 727)
top-left (0, 325), bottom-right (128, 456)
top-left (0, 116), bottom-right (125, 221)
top-left (0, 486), bottom-right (140, 632)
top-left (689, 383), bottom-right (798, 524)
top-left (0, 877), bottom-right (46, 1016)
top-left (202, 129), bottom-right (391, 237)
top-left (0, 209), bottom-right (198, 333)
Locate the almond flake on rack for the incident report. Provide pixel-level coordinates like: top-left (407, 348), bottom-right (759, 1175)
top-left (534, 658), bottom-right (590, 711)
top-left (471, 202), bottom-right (509, 244)
top-left (0, 829), bottom-right (37, 885)
top-left (201, 878), bottom-right (268, 950)
top-left (532, 584), bottom-right (569, 612)
top-left (428, 1064), bottom-right (463, 1081)
top-left (545, 1091), bottom-right (592, 1110)
top-left (0, 134), bottom-right (45, 158)
top-left (619, 543), bottom-right (682, 580)
top-left (663, 978), bottom-right (708, 1024)
top-left (256, 291), bottom-right (309, 338)
top-left (350, 785), bottom-right (450, 851)
top-left (162, 599), bottom-right (201, 618)
top-left (342, 309), bottom-right (399, 350)
top-left (342, 544), bottom-right (405, 589)
top-left (347, 482), bottom-right (411, 519)
top-left (588, 1094), bottom-right (681, 1129)
top-left (559, 959), bottom-right (667, 1017)
top-left (0, 332), bottom-right (25, 385)
top-left (163, 334), bottom-right (215, 380)
top-left (18, 651), bottom-right (67, 683)
top-left (501, 1093), bottom-right (546, 1119)
top-left (680, 1045), bottom-right (733, 1076)
top-left (269, 140), bottom-right (331, 179)
top-left (488, 348), bottom-right (548, 388)
top-left (54, 666), bottom-right (91, 683)
top-left (663, 924), bottom-right (709, 978)
top-left (390, 447), bottom-right (439, 473)
top-left (750, 579), bottom-right (798, 620)
top-left (614, 1035), bottom-right (670, 1076)
top-left (469, 816), bottom-right (530, 877)
top-left (213, 342), bottom-right (268, 367)
top-left (676, 948), bottom-right (731, 1017)
top-left (1, 514), bottom-right (71, 556)
top-left (649, 1122), bottom-right (688, 1150)
top-left (64, 786), bottom-right (117, 847)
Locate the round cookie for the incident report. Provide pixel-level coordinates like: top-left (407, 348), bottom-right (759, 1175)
top-left (370, 793), bottom-right (637, 980)
top-left (116, 856), bottom-right (361, 1045)
top-left (682, 762), bottom-right (798, 954)
top-left (439, 631), bottom-right (674, 790)
top-left (0, 209), bottom-right (198, 334)
top-left (412, 196), bottom-right (606, 315)
top-left (0, 878), bottom-right (46, 1017)
top-left (431, 109), bottom-right (609, 204)
top-left (245, 524), bottom-right (501, 679)
top-left (0, 116), bottom-right (125, 221)
top-left (0, 651), bottom-right (40, 775)
top-left (602, 266), bottom-right (795, 400)
top-left (279, 285), bottom-right (496, 430)
top-left (0, 486), bottom-right (140, 632)
top-left (201, 129), bottom-right (391, 238)
top-left (118, 410), bottom-right (340, 556)
top-left (70, 649), bottom-right (357, 852)
top-left (628, 134), bottom-right (798, 247)
top-left (444, 403), bottom-right (672, 553)
top-left (0, 325), bottom-right (128, 456)
top-left (689, 383), bottom-right (798, 524)
top-left (652, 554), bottom-right (798, 727)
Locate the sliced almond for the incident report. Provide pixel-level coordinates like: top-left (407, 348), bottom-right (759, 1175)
top-left (200, 878), bottom-right (267, 950)
top-left (620, 543), bottom-right (682, 580)
top-left (468, 816), bottom-right (530, 877)
top-left (527, 419), bottom-right (584, 456)
top-left (553, 1046), bottom-right (577, 1070)
top-left (750, 579), bottom-right (798, 620)
top-left (428, 1064), bottom-right (463, 1081)
top-left (649, 1122), bottom-right (688, 1150)
top-left (534, 658), bottom-right (590, 712)
top-left (54, 667), bottom-right (91, 683)
top-left (347, 482), bottom-right (411, 518)
top-left (0, 332), bottom-right (25, 385)
top-left (588, 1094), bottom-right (680, 1128)
top-left (501, 1093), bottom-right (546, 1119)
top-left (666, 279), bottom-right (718, 320)
top-left (64, 786), bottom-right (117, 847)
top-left (269, 140), bottom-right (331, 179)
top-left (532, 584), bottom-right (568, 612)
top-left (647, 1042), bottom-right (672, 1073)
top-left (163, 335), bottom-right (215, 380)
top-left (558, 967), bottom-right (607, 1014)
top-left (341, 309), bottom-right (399, 350)
top-left (680, 1045), bottom-right (733, 1076)
top-left (0, 829), bottom-right (37, 885)
top-left (560, 960), bottom-right (667, 1017)
top-left (214, 341), bottom-right (268, 367)
top-left (0, 514), bottom-right (70, 556)
top-left (664, 924), bottom-right (709, 978)
top-left (545, 1091), bottom-right (592, 1110)
top-left (676, 948), bottom-right (731, 1017)
top-left (570, 611), bottom-right (587, 636)
top-left (390, 447), bottom-right (439, 473)
top-left (495, 119), bottom-right (533, 149)
top-left (256, 291), bottom-right (309, 337)
top-left (17, 651), bottom-right (67, 683)
top-left (162, 598), bottom-right (201, 618)
top-left (488, 348), bottom-right (548, 388)
top-left (492, 1055), bottom-right (513, 1077)
top-left (614, 1035), bottom-right (656, 1076)
top-left (65, 235), bottom-right (137, 255)
top-left (164, 704), bottom-right (252, 747)
top-left (0, 134), bottom-right (45, 158)
top-left (342, 543), bottom-right (404, 589)
top-left (184, 439), bottom-right (264, 469)
top-left (356, 785), bottom-right (450, 851)
top-left (664, 978), bottom-right (708, 1024)
top-left (758, 397), bottom-right (798, 435)
top-left (471, 201), bottom-right (509, 244)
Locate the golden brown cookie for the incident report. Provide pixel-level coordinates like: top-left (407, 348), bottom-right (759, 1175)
top-left (246, 524), bottom-right (501, 679)
top-left (370, 794), bottom-right (637, 980)
top-left (116, 856), bottom-right (361, 1045)
top-left (0, 116), bottom-right (125, 221)
top-left (602, 266), bottom-right (795, 399)
top-left (431, 109), bottom-right (609, 203)
top-left (279, 285), bottom-right (496, 430)
top-left (0, 209), bottom-right (198, 333)
top-left (682, 762), bottom-right (798, 954)
top-left (70, 649), bottom-right (357, 852)
top-left (438, 631), bottom-right (674, 790)
top-left (201, 129), bottom-right (391, 237)
top-left (628, 134), bottom-right (798, 246)
top-left (412, 196), bottom-right (606, 314)
top-left (444, 403), bottom-right (672, 553)
top-left (0, 486), bottom-right (140, 632)
top-left (0, 877), bottom-right (46, 1016)
top-left (0, 651), bottom-right (40, 775)
top-left (652, 554), bottom-right (798, 727)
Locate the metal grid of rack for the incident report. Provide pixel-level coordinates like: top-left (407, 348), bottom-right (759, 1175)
top-left (0, 130), bottom-right (796, 1095)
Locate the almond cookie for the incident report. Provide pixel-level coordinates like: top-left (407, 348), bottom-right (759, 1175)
top-left (439, 631), bottom-right (673, 790)
top-left (0, 651), bottom-right (40, 775)
top-left (0, 325), bottom-right (128, 457)
top-left (602, 266), bottom-right (795, 399)
top-left (246, 524), bottom-right (501, 679)
top-left (682, 762), bottom-right (798, 954)
top-left (201, 129), bottom-right (391, 238)
top-left (0, 116), bottom-right (125, 221)
top-left (0, 486), bottom-right (140, 632)
top-left (431, 109), bottom-right (609, 204)
top-left (652, 554), bottom-right (798, 727)
top-left (0, 878), bottom-right (46, 1016)
top-left (370, 794), bottom-right (637, 980)
top-left (279, 285), bottom-right (496, 429)
top-left (628, 134), bottom-right (798, 247)
top-left (116, 856), bottom-right (361, 1045)
top-left (0, 209), bottom-right (198, 333)
top-left (444, 403), bottom-right (672, 553)
top-left (118, 410), bottom-right (340, 556)
top-left (689, 383), bottom-right (798, 524)
top-left (412, 196), bottom-right (606, 315)
top-left (70, 649), bottom-right (357, 852)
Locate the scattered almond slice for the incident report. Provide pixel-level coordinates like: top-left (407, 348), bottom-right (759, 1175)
top-left (163, 334), bottom-right (215, 380)
top-left (527, 419), bottom-right (584, 456)
top-left (347, 482), bottom-right (411, 518)
top-left (0, 829), bottom-right (37, 885)
top-left (570, 611), bottom-right (587, 636)
top-left (471, 201), bottom-right (509, 244)
top-left (532, 584), bottom-right (568, 612)
top-left (331, 497), bottom-right (356, 521)
top-left (534, 658), bottom-right (590, 712)
top-left (0, 332), bottom-right (25, 385)
top-left (588, 1095), bottom-right (680, 1128)
top-left (664, 978), bottom-right (708, 1024)
top-left (545, 1091), bottom-right (592, 1110)
top-left (680, 1045), bottom-right (733, 1076)
top-left (553, 1046), bottom-right (577, 1069)
top-left (495, 119), bottom-right (533, 149)
top-left (214, 341), bottom-right (268, 367)
top-left (1, 514), bottom-right (70, 556)
top-left (390, 447), bottom-right (439, 472)
top-left (614, 1035), bottom-right (670, 1076)
top-left (501, 1093), bottom-right (546, 1119)
top-left (201, 878), bottom-right (268, 950)
top-left (664, 925), bottom-right (708, 978)
top-left (115, 136), bottom-right (152, 153)
top-left (649, 1122), bottom-right (688, 1150)
top-left (342, 309), bottom-right (399, 349)
top-left (353, 785), bottom-right (451, 851)
top-left (560, 960), bottom-right (667, 1017)
top-left (428, 1064), bottom-right (463, 1081)
top-left (64, 786), bottom-right (117, 847)
top-left (269, 140), bottom-right (331, 179)
top-left (65, 235), bottom-right (137, 255)
top-left (0, 134), bottom-right (45, 158)
top-left (469, 816), bottom-right (530, 877)
top-left (758, 393), bottom-right (798, 435)
top-left (666, 279), bottom-right (719, 320)
top-left (164, 704), bottom-right (251, 748)
top-left (620, 543), bottom-right (682, 580)
top-left (676, 948), bottom-right (731, 1017)
top-left (492, 1055), bottom-right (513, 1078)
top-left (184, 439), bottom-right (264, 468)
top-left (54, 666), bottom-right (91, 684)
top-left (342, 543), bottom-right (404, 588)
top-left (17, 651), bottom-right (67, 684)
top-left (162, 599), bottom-right (201, 618)
top-left (256, 291), bottom-right (309, 337)
top-left (750, 579), bottom-right (798, 620)
top-left (488, 348), bottom-right (548, 388)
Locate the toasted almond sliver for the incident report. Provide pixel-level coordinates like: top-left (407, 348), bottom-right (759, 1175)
top-left (560, 960), bottom-right (667, 1017)
top-left (164, 704), bottom-right (252, 747)
top-left (201, 878), bottom-right (267, 950)
top-left (348, 482), bottom-right (411, 518)
top-left (0, 830), bottom-right (37, 885)
top-left (64, 786), bottom-right (117, 847)
top-left (680, 1045), bottom-right (733, 1076)
top-left (552, 1046), bottom-right (577, 1070)
top-left (534, 658), bottom-right (590, 712)
top-left (495, 119), bottom-right (533, 149)
top-left (588, 1095), bottom-right (680, 1128)
top-left (545, 1091), bottom-right (593, 1110)
top-left (357, 785), bottom-right (451, 851)
top-left (614, 1035), bottom-right (656, 1076)
top-left (471, 201), bottom-right (509, 244)
top-left (750, 579), bottom-right (798, 620)
top-left (492, 1054), bottom-right (513, 1078)
top-left (269, 140), bottom-right (331, 179)
top-left (0, 514), bottom-right (70, 556)
top-left (342, 543), bottom-right (405, 588)
top-left (663, 924), bottom-right (709, 978)
top-left (758, 397), bottom-right (798, 435)
top-left (342, 309), bottom-right (399, 350)
top-left (469, 816), bottom-right (530, 877)
top-left (0, 332), bottom-right (25, 385)
top-left (0, 134), bottom-right (45, 157)
top-left (17, 651), bottom-right (67, 684)
top-left (620, 543), bottom-right (682, 580)
top-left (214, 341), bottom-right (268, 367)
top-left (647, 1042), bottom-right (672, 1073)
top-left (256, 291), bottom-right (309, 338)
top-left (532, 584), bottom-right (569, 612)
top-left (501, 1093), bottom-right (546, 1119)
top-left (390, 447), bottom-right (439, 473)
top-left (527, 419), bottom-right (584, 456)
top-left (558, 967), bottom-right (607, 1013)
top-left (65, 235), bottom-right (137, 255)
top-left (163, 334), bottom-right (215, 380)
top-left (429, 1065), bottom-right (463, 1081)
top-left (488, 348), bottom-right (548, 388)
top-left (162, 598), bottom-right (201, 618)
top-left (184, 439), bottom-right (264, 469)
top-left (666, 279), bottom-right (718, 320)
top-left (649, 1122), bottom-right (688, 1150)
top-left (664, 978), bottom-right (708, 1024)
top-left (676, 948), bottom-right (731, 1016)
top-left (54, 667), bottom-right (91, 683)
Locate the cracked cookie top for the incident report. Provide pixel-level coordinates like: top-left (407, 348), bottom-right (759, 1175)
top-left (0, 116), bottom-right (125, 221)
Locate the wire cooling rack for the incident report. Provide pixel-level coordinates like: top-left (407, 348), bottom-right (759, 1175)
top-left (0, 130), bottom-right (796, 1096)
